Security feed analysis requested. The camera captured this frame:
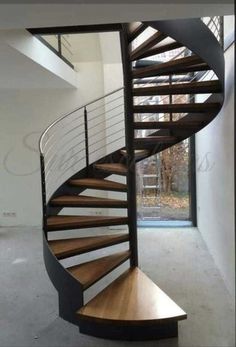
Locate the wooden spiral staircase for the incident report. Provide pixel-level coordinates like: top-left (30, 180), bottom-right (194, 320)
top-left (39, 18), bottom-right (224, 340)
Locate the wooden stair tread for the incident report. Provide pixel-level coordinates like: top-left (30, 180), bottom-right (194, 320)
top-left (49, 233), bottom-right (129, 260)
top-left (164, 63), bottom-right (210, 76)
top-left (131, 31), bottom-right (167, 61)
top-left (135, 41), bottom-right (183, 61)
top-left (120, 149), bottom-right (149, 158)
top-left (69, 178), bottom-right (127, 192)
top-left (47, 215), bottom-right (128, 231)
top-left (135, 136), bottom-right (177, 144)
top-left (133, 102), bottom-right (220, 114)
top-left (68, 251), bottom-right (131, 290)
top-left (50, 195), bottom-right (128, 208)
top-left (128, 23), bottom-right (146, 42)
top-left (134, 120), bottom-right (204, 129)
top-left (133, 80), bottom-right (222, 96)
top-left (95, 163), bottom-right (127, 176)
top-left (133, 55), bottom-right (206, 78)
top-left (77, 267), bottom-right (187, 324)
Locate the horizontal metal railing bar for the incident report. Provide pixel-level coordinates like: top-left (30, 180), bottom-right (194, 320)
top-left (89, 134), bottom-right (125, 156)
top-left (88, 111), bottom-right (124, 131)
top-left (46, 155), bottom-right (87, 188)
top-left (47, 143), bottom-right (85, 171)
top-left (44, 126), bottom-right (85, 156)
top-left (45, 147), bottom-right (86, 179)
top-left (39, 86), bottom-right (124, 154)
top-left (87, 103), bottom-right (124, 123)
top-left (45, 154), bottom-right (86, 185)
top-left (41, 92), bottom-right (124, 153)
top-left (61, 35), bottom-right (72, 47)
top-left (44, 132), bottom-right (85, 165)
top-left (45, 139), bottom-right (86, 172)
top-left (87, 94), bottom-right (124, 114)
top-left (57, 148), bottom-right (86, 170)
top-left (89, 136), bottom-right (124, 155)
top-left (61, 40), bottom-right (73, 55)
top-left (89, 124), bottom-right (125, 147)
top-left (41, 116), bottom-right (84, 151)
top-left (43, 126), bottom-right (85, 157)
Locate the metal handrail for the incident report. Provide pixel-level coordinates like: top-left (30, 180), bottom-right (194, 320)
top-left (39, 86), bottom-right (124, 154)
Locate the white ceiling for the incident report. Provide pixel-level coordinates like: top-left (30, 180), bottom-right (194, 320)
top-left (0, 4), bottom-right (234, 30)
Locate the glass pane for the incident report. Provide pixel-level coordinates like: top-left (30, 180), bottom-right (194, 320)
top-left (137, 139), bottom-right (190, 221)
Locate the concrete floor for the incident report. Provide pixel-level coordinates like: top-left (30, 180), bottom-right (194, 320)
top-left (0, 227), bottom-right (234, 347)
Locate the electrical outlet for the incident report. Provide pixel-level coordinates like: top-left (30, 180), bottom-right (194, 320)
top-left (3, 212), bottom-right (16, 218)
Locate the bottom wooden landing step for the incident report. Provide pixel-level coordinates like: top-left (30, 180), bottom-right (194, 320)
top-left (77, 267), bottom-right (187, 340)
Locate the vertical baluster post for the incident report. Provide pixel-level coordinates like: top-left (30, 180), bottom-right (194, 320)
top-left (40, 154), bottom-right (48, 239)
top-left (84, 106), bottom-right (89, 173)
top-left (58, 34), bottom-right (62, 56)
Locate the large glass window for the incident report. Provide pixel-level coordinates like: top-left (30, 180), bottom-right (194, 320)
top-left (136, 139), bottom-right (193, 223)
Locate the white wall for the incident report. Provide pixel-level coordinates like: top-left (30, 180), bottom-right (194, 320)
top-left (0, 29), bottom-right (78, 89)
top-left (0, 87), bottom-right (102, 227)
top-left (0, 34), bottom-right (105, 226)
top-left (0, 31), bottom-right (125, 227)
top-left (196, 42), bottom-right (235, 299)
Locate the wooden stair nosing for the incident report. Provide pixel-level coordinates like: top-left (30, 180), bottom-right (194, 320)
top-left (131, 31), bottom-right (167, 61)
top-left (94, 163), bottom-right (127, 176)
top-left (134, 41), bottom-right (183, 61)
top-left (156, 63), bottom-right (210, 76)
top-left (47, 215), bottom-right (128, 231)
top-left (128, 23), bottom-right (146, 43)
top-left (67, 250), bottom-right (131, 290)
top-left (69, 178), bottom-right (127, 192)
top-left (49, 233), bottom-right (129, 260)
top-left (77, 267), bottom-right (187, 324)
top-left (50, 195), bottom-right (128, 208)
top-left (134, 136), bottom-right (177, 145)
top-left (133, 80), bottom-right (222, 96)
top-left (120, 149), bottom-right (149, 158)
top-left (133, 102), bottom-right (220, 114)
top-left (132, 55), bottom-right (204, 78)
top-left (134, 121), bottom-right (204, 130)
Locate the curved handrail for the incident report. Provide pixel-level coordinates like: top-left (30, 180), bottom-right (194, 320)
top-left (39, 86), bottom-right (124, 154)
